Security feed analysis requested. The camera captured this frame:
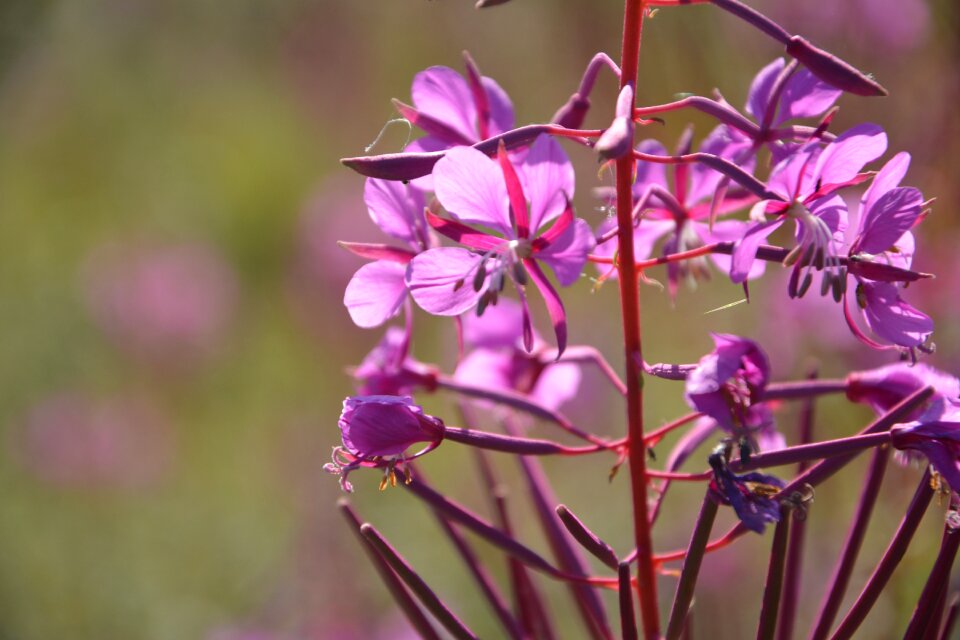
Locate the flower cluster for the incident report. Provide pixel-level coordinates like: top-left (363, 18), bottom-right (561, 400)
top-left (324, 4), bottom-right (957, 639)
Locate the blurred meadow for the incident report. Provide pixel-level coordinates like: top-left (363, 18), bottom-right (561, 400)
top-left (0, 1), bottom-right (957, 638)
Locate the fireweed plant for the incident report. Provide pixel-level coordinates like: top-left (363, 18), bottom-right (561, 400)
top-left (326, 1), bottom-right (958, 638)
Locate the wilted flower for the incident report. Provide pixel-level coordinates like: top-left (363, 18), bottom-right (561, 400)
top-left (709, 449), bottom-right (785, 534)
top-left (685, 334), bottom-right (783, 453)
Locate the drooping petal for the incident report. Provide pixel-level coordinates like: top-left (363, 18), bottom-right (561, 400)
top-left (411, 66), bottom-right (479, 144)
top-left (344, 261), bottom-right (408, 328)
top-left (364, 178), bottom-right (426, 247)
top-left (745, 58), bottom-right (786, 122)
top-left (861, 282), bottom-right (933, 347)
top-left (425, 210), bottom-right (503, 252)
top-left (535, 218), bottom-right (595, 286)
top-left (407, 248), bottom-right (487, 316)
top-left (524, 259), bottom-right (568, 354)
top-left (854, 187), bottom-right (923, 255)
top-left (519, 135), bottom-right (576, 233)
top-left (434, 146), bottom-right (512, 234)
top-left (730, 213), bottom-right (783, 283)
top-left (776, 68), bottom-right (842, 124)
top-left (814, 123), bottom-right (887, 187)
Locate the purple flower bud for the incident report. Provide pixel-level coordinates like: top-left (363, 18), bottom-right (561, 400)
top-left (785, 36), bottom-right (887, 97)
top-left (595, 85), bottom-right (634, 160)
top-left (339, 396), bottom-right (444, 459)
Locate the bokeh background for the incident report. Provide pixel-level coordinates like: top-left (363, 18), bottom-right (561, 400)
top-left (0, 1), bottom-right (957, 638)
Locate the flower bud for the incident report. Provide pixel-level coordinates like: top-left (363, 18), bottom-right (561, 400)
top-left (339, 395), bottom-right (444, 458)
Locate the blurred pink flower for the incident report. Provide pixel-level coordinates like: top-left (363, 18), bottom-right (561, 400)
top-left (84, 241), bottom-right (238, 368)
top-left (12, 392), bottom-right (173, 489)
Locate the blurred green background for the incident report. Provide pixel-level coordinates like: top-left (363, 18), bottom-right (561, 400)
top-left (0, 1), bottom-right (957, 638)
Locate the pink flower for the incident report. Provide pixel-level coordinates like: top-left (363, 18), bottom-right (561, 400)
top-left (338, 396), bottom-right (444, 459)
top-left (13, 392), bottom-right (172, 489)
top-left (84, 241), bottom-right (237, 368)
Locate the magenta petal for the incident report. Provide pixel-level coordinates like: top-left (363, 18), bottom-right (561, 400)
top-left (808, 194), bottom-right (848, 237)
top-left (855, 186), bottom-right (923, 255)
top-left (364, 178), bottom-right (426, 246)
top-left (531, 362), bottom-right (582, 411)
top-left (704, 221), bottom-right (767, 280)
top-left (815, 124), bottom-right (887, 186)
top-left (776, 68), bottom-right (842, 124)
top-left (340, 395), bottom-right (443, 458)
top-left (434, 146), bottom-right (512, 234)
top-left (519, 135), bottom-right (576, 232)
top-left (462, 298), bottom-right (526, 349)
top-left (861, 282), bottom-right (933, 347)
top-left (632, 139), bottom-right (670, 194)
top-left (536, 218), bottom-right (595, 286)
top-left (524, 259), bottom-right (567, 355)
top-left (745, 58), bottom-right (786, 122)
top-left (686, 126), bottom-right (756, 206)
top-left (861, 152), bottom-right (911, 217)
top-left (453, 348), bottom-right (514, 393)
top-left (768, 143), bottom-right (819, 200)
top-left (411, 66), bottom-right (478, 144)
top-left (344, 261), bottom-right (408, 328)
top-left (730, 213), bottom-right (783, 284)
top-left (481, 76), bottom-right (515, 136)
top-left (406, 248), bottom-right (485, 316)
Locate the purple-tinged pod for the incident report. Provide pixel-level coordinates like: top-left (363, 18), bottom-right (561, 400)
top-left (785, 36), bottom-right (888, 97)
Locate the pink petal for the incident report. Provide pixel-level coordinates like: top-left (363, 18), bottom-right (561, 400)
top-left (406, 248), bottom-right (485, 316)
top-left (363, 178), bottom-right (426, 246)
top-left (776, 68), bottom-right (842, 124)
top-left (411, 66), bottom-right (478, 144)
top-left (462, 298), bottom-right (526, 349)
top-left (861, 282), bottom-right (933, 347)
top-left (524, 259), bottom-right (567, 354)
top-left (434, 146), bottom-right (512, 234)
top-left (861, 152), bottom-right (911, 221)
top-left (815, 124), bottom-right (887, 187)
top-left (453, 348), bottom-right (514, 392)
top-left (481, 76), bottom-right (515, 136)
top-left (703, 220), bottom-right (767, 280)
top-left (855, 186), bottom-right (923, 255)
top-left (535, 218), bottom-right (595, 286)
top-left (745, 58), bottom-right (786, 122)
top-left (531, 362), bottom-right (582, 411)
top-left (344, 261), bottom-right (408, 328)
top-left (519, 135), bottom-right (576, 233)
top-left (730, 210), bottom-right (783, 284)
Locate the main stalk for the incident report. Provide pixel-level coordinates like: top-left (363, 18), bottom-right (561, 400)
top-left (615, 1), bottom-right (659, 637)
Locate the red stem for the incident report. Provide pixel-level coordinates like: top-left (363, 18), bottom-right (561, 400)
top-left (616, 1), bottom-right (659, 637)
